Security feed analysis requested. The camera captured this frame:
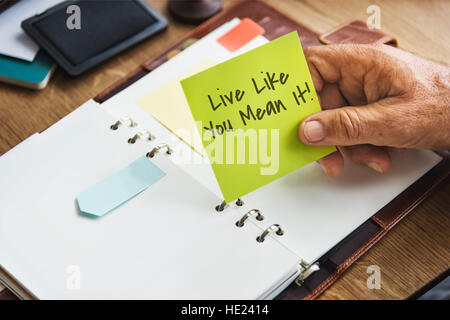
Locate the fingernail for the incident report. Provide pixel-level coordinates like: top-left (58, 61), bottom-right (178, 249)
top-left (303, 120), bottom-right (326, 142)
top-left (368, 162), bottom-right (383, 173)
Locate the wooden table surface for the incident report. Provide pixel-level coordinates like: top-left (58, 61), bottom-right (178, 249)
top-left (0, 0), bottom-right (448, 300)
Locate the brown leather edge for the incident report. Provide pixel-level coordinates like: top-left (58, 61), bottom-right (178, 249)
top-left (77, 0), bottom-right (446, 301)
top-left (142, 0), bottom-right (323, 67)
top-left (94, 0), bottom-right (322, 103)
top-left (94, 67), bottom-right (149, 103)
top-left (304, 155), bottom-right (449, 300)
top-left (319, 20), bottom-right (397, 47)
top-left (372, 151), bottom-right (449, 228)
top-left (0, 288), bottom-right (19, 300)
top-left (93, 0), bottom-right (250, 103)
top-left (0, 265), bottom-right (35, 300)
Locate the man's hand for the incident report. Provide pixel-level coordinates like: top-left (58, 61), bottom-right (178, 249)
top-left (299, 44), bottom-right (450, 177)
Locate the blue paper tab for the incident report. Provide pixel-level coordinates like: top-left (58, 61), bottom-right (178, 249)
top-left (76, 156), bottom-right (166, 217)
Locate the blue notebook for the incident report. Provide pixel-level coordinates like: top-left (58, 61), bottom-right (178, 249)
top-left (0, 50), bottom-right (55, 90)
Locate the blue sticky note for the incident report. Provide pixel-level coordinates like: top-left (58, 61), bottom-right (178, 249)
top-left (76, 156), bottom-right (166, 217)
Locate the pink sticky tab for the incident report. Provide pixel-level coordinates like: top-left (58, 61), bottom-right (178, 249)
top-left (217, 18), bottom-right (265, 52)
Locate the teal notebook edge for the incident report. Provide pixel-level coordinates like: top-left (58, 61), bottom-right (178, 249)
top-left (0, 50), bottom-right (55, 89)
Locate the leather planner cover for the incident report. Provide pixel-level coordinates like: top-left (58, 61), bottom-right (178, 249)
top-left (2, 0), bottom-right (447, 300)
top-left (94, 0), bottom-right (449, 300)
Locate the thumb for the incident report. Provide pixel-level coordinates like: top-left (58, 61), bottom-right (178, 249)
top-left (299, 102), bottom-right (402, 147)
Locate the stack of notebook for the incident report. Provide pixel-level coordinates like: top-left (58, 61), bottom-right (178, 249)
top-left (0, 0), bottom-right (60, 89)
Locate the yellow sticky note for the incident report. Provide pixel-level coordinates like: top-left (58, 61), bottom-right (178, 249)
top-left (137, 60), bottom-right (216, 157)
top-left (181, 31), bottom-right (336, 202)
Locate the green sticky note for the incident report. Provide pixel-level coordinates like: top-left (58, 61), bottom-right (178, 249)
top-left (181, 31), bottom-right (335, 202)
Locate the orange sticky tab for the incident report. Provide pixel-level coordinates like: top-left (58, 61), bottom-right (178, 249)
top-left (217, 18), bottom-right (265, 52)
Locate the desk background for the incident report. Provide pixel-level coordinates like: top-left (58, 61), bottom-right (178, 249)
top-left (0, 0), bottom-right (448, 300)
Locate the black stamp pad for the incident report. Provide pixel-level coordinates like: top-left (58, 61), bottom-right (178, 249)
top-left (22, 0), bottom-right (168, 76)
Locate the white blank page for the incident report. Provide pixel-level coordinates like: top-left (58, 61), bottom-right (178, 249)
top-left (98, 21), bottom-right (443, 265)
top-left (232, 150), bottom-right (442, 263)
top-left (0, 101), bottom-right (300, 299)
top-left (0, 0), bottom-right (62, 61)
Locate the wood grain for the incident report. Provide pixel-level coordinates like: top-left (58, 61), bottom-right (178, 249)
top-left (0, 0), bottom-right (448, 300)
top-left (319, 182), bottom-right (450, 299)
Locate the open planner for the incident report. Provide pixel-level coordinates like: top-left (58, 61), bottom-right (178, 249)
top-left (0, 3), bottom-right (448, 300)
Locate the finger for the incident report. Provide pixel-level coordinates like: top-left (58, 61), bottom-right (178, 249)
top-left (298, 99), bottom-right (405, 147)
top-left (340, 145), bottom-right (392, 173)
top-left (318, 83), bottom-right (348, 109)
top-left (306, 56), bottom-right (325, 92)
top-left (305, 45), bottom-right (404, 105)
top-left (316, 150), bottom-right (344, 177)
top-left (306, 47), bottom-right (348, 109)
top-left (305, 45), bottom-right (368, 105)
top-left (304, 46), bottom-right (344, 84)
top-left (386, 147), bottom-right (408, 153)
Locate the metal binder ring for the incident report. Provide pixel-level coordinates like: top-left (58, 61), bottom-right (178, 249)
top-left (215, 198), bottom-right (243, 212)
top-left (256, 224), bottom-right (284, 243)
top-left (128, 130), bottom-right (155, 144)
top-left (215, 200), bottom-right (227, 212)
top-left (146, 143), bottom-right (173, 158)
top-left (110, 117), bottom-right (137, 130)
top-left (235, 209), bottom-right (264, 227)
